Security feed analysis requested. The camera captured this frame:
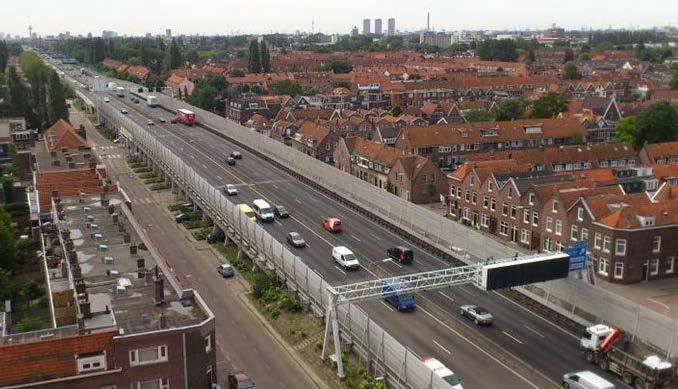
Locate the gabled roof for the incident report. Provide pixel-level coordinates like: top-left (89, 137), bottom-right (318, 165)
top-left (345, 137), bottom-right (404, 167)
top-left (395, 154), bottom-right (431, 180)
top-left (294, 121), bottom-right (331, 145)
top-left (598, 201), bottom-right (678, 228)
top-left (43, 119), bottom-right (87, 152)
top-left (642, 141), bottom-right (678, 162)
top-left (35, 169), bottom-right (103, 212)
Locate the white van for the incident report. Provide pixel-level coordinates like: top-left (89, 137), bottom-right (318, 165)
top-left (332, 246), bottom-right (360, 270)
top-left (562, 371), bottom-right (614, 389)
top-left (421, 357), bottom-right (463, 389)
top-left (251, 199), bottom-right (274, 222)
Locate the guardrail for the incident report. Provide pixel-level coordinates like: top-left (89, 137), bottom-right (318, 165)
top-left (99, 102), bottom-right (453, 388)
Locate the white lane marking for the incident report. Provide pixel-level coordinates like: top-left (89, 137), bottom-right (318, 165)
top-left (460, 286), bottom-right (476, 297)
top-left (418, 306), bottom-right (541, 389)
top-left (502, 331), bottom-right (524, 344)
top-left (351, 234), bottom-right (361, 242)
top-left (272, 184), bottom-right (280, 189)
top-left (305, 242), bottom-right (311, 248)
top-left (647, 297), bottom-right (670, 310)
top-left (334, 266), bottom-right (347, 276)
top-left (294, 199), bottom-right (301, 204)
top-left (438, 291), bottom-right (455, 303)
top-left (433, 340), bottom-right (452, 355)
top-left (380, 301), bottom-right (394, 312)
top-left (522, 324), bottom-right (545, 338)
top-left (202, 164), bottom-right (207, 169)
top-left (216, 175), bottom-right (222, 180)
top-left (406, 347), bottom-right (421, 360)
top-left (369, 232), bottom-right (379, 239)
top-left (380, 257), bottom-right (403, 268)
top-left (274, 220), bottom-right (282, 226)
top-left (309, 196), bottom-right (318, 202)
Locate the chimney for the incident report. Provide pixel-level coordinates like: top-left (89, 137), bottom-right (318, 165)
top-left (107, 205), bottom-right (115, 214)
top-left (154, 267), bottom-right (165, 306)
top-left (79, 297), bottom-right (91, 319)
top-left (130, 244), bottom-right (138, 255)
top-left (77, 313), bottom-right (85, 330)
top-left (112, 213), bottom-right (119, 224)
top-left (137, 258), bottom-right (145, 278)
top-left (159, 313), bottom-right (167, 329)
top-left (123, 232), bottom-right (130, 244)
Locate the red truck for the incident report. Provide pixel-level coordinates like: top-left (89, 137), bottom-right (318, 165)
top-left (171, 108), bottom-right (196, 126)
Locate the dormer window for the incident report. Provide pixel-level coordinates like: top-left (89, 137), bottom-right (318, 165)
top-left (523, 125), bottom-right (543, 134)
top-left (637, 216), bottom-right (655, 226)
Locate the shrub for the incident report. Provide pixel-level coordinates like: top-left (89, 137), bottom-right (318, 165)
top-left (251, 273), bottom-right (273, 300)
top-left (143, 177), bottom-right (163, 184)
top-left (168, 203), bottom-right (185, 212)
top-left (14, 318), bottom-right (42, 333)
top-left (133, 167), bottom-right (153, 174)
top-left (149, 183), bottom-right (170, 191)
top-left (315, 340), bottom-right (323, 351)
top-left (138, 173), bottom-right (157, 179)
top-left (191, 229), bottom-right (209, 240)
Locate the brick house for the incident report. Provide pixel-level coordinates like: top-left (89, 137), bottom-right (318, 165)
top-left (290, 122), bottom-right (340, 163)
top-left (334, 136), bottom-right (404, 190)
top-left (570, 195), bottom-right (678, 283)
top-left (639, 141), bottom-right (678, 165)
top-left (389, 154), bottom-right (448, 203)
top-left (394, 116), bottom-right (587, 168)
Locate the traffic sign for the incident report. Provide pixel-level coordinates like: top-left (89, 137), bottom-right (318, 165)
top-left (563, 241), bottom-right (587, 272)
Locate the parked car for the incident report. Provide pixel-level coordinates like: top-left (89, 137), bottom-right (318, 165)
top-left (227, 370), bottom-right (255, 389)
top-left (226, 157), bottom-right (236, 166)
top-left (158, 117), bottom-right (166, 123)
top-left (460, 304), bottom-right (493, 325)
top-left (147, 119), bottom-right (154, 126)
top-left (225, 184), bottom-right (238, 196)
top-left (286, 232), bottom-right (306, 248)
top-left (387, 246), bottom-right (414, 264)
top-left (230, 151), bottom-right (242, 159)
top-left (120, 108), bottom-right (128, 114)
top-left (274, 205), bottom-right (289, 218)
top-left (134, 98), bottom-right (140, 104)
top-left (175, 213), bottom-right (189, 223)
top-left (217, 263), bottom-right (234, 278)
top-left (332, 246), bottom-right (360, 270)
top-left (103, 97), bottom-right (110, 103)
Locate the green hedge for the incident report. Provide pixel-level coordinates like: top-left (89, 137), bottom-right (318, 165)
top-left (143, 177), bottom-right (163, 184)
top-left (149, 183), bottom-right (170, 191)
top-left (133, 167), bottom-right (152, 174)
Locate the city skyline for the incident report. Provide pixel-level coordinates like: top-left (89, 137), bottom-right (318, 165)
top-left (3, 0), bottom-right (678, 38)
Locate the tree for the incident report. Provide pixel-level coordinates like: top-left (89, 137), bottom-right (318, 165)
top-left (477, 39), bottom-right (519, 62)
top-left (633, 102), bottom-right (678, 148)
top-left (389, 105), bottom-right (403, 117)
top-left (614, 116), bottom-right (638, 145)
top-left (188, 73), bottom-right (229, 112)
top-left (229, 68), bottom-right (245, 77)
top-left (579, 53), bottom-right (591, 61)
top-left (325, 59), bottom-right (353, 74)
top-left (248, 40), bottom-right (261, 73)
top-left (163, 38), bottom-right (182, 74)
top-left (561, 63), bottom-right (582, 80)
top-left (21, 280), bottom-right (43, 306)
top-left (563, 48), bottom-right (575, 63)
top-left (6, 66), bottom-right (29, 117)
top-left (0, 40), bottom-right (8, 71)
top-left (0, 206), bottom-right (17, 270)
top-left (47, 71), bottom-right (68, 124)
top-left (529, 92), bottom-right (569, 119)
top-left (526, 50), bottom-right (536, 64)
top-left (463, 109), bottom-right (493, 122)
top-left (270, 79), bottom-right (303, 96)
top-left (14, 318), bottom-right (42, 333)
top-left (670, 65), bottom-right (678, 90)
top-left (260, 41), bottom-right (271, 73)
top-left (0, 269), bottom-right (13, 302)
top-left (495, 99), bottom-right (526, 121)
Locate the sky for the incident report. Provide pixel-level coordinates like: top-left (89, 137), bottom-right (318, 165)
top-left (3, 0), bottom-right (677, 37)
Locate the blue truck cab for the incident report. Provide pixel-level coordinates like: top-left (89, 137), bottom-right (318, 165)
top-left (382, 280), bottom-right (415, 311)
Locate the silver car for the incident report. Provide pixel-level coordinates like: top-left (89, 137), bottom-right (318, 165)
top-left (460, 304), bottom-right (493, 325)
top-left (217, 263), bottom-right (234, 278)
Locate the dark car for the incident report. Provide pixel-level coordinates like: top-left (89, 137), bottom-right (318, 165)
top-left (227, 370), bottom-right (255, 389)
top-left (226, 157), bottom-right (236, 166)
top-left (286, 232), bottom-right (306, 248)
top-left (230, 151), bottom-right (242, 159)
top-left (175, 213), bottom-right (189, 223)
top-left (274, 205), bottom-right (289, 218)
top-left (387, 246), bottom-right (414, 264)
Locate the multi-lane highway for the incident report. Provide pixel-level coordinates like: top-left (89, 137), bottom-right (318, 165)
top-left (59, 64), bottom-right (627, 388)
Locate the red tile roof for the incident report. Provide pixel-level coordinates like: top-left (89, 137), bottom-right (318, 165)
top-left (642, 141), bottom-right (678, 162)
top-left (345, 137), bottom-right (405, 167)
top-left (35, 169), bottom-right (104, 212)
top-left (43, 119), bottom-right (87, 152)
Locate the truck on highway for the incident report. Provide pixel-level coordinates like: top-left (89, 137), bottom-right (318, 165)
top-left (171, 108), bottom-right (196, 126)
top-left (107, 81), bottom-right (118, 90)
top-left (147, 95), bottom-right (159, 107)
top-left (580, 324), bottom-right (674, 388)
top-left (115, 86), bottom-right (125, 97)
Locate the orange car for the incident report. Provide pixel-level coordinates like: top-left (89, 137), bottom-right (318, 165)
top-left (322, 217), bottom-right (342, 233)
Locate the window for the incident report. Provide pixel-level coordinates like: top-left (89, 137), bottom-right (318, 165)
top-left (510, 206), bottom-right (517, 219)
top-left (614, 262), bottom-right (624, 279)
top-left (472, 192), bottom-right (477, 204)
top-left (570, 225), bottom-right (578, 241)
top-left (490, 199), bottom-right (496, 212)
top-left (470, 176), bottom-right (475, 186)
top-left (615, 239), bottom-right (626, 256)
top-left (523, 209), bottom-right (530, 224)
top-left (508, 186), bottom-right (513, 198)
top-left (462, 207), bottom-right (469, 220)
top-left (666, 257), bottom-right (675, 274)
top-left (528, 193), bottom-right (535, 205)
top-left (76, 352), bottom-right (107, 374)
top-left (483, 196), bottom-right (489, 208)
top-left (532, 211), bottom-right (539, 227)
top-left (652, 236), bottom-right (661, 253)
top-left (465, 190), bottom-right (470, 202)
top-left (502, 202), bottom-right (508, 216)
top-left (581, 228), bottom-right (589, 242)
top-left (456, 187), bottom-right (461, 198)
top-left (546, 216), bottom-right (553, 232)
top-left (135, 378), bottom-right (169, 389)
top-left (130, 346), bottom-right (168, 367)
top-left (450, 186), bottom-right (456, 197)
top-left (481, 213), bottom-right (489, 228)
top-left (500, 222), bottom-right (509, 236)
top-left (552, 200), bottom-right (559, 213)
top-left (520, 229), bottom-right (530, 244)
top-left (544, 237), bottom-right (552, 251)
top-left (577, 207), bottom-right (584, 221)
top-left (603, 236), bottom-right (611, 253)
top-left (598, 258), bottom-right (609, 276)
top-left (488, 182), bottom-right (494, 192)
top-left (650, 259), bottom-right (659, 276)
top-left (205, 335), bottom-right (212, 353)
top-left (555, 220), bottom-right (562, 236)
top-left (594, 233), bottom-right (602, 249)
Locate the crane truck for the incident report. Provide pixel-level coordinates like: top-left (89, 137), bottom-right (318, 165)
top-left (580, 324), bottom-right (674, 388)
top-left (170, 108), bottom-right (196, 126)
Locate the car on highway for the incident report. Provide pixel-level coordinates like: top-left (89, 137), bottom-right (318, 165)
top-left (332, 246), bottom-right (360, 270)
top-left (120, 108), bottom-right (128, 114)
top-left (103, 97), bottom-right (110, 103)
top-left (226, 156), bottom-right (236, 166)
top-left (386, 246), bottom-right (414, 264)
top-left (217, 263), bottom-right (235, 278)
top-left (460, 304), bottom-right (493, 325)
top-left (133, 98), bottom-right (140, 104)
top-left (227, 370), bottom-right (255, 389)
top-left (147, 119), bottom-right (154, 126)
top-left (562, 371), bottom-right (614, 389)
top-left (382, 280), bottom-right (415, 311)
top-left (230, 151), bottom-right (242, 159)
top-left (274, 205), bottom-right (289, 218)
top-left (224, 184), bottom-right (238, 196)
top-left (158, 117), bottom-right (166, 123)
top-left (421, 357), bottom-right (463, 389)
top-left (322, 217), bottom-right (342, 232)
top-left (286, 232), bottom-right (306, 248)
